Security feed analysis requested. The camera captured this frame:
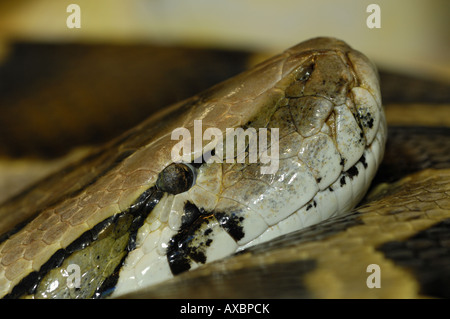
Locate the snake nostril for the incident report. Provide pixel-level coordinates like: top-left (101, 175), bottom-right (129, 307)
top-left (156, 162), bottom-right (196, 194)
top-left (297, 63), bottom-right (314, 82)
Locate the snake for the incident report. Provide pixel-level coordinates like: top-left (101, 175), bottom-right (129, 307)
top-left (0, 37), bottom-right (448, 299)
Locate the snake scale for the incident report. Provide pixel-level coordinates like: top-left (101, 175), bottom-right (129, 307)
top-left (0, 37), bottom-right (449, 299)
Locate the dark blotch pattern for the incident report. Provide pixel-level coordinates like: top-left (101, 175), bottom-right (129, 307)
top-left (372, 126), bottom-right (450, 185)
top-left (340, 176), bottom-right (346, 187)
top-left (167, 202), bottom-right (248, 276)
top-left (214, 211), bottom-right (245, 242)
top-left (166, 207), bottom-right (215, 275)
top-left (4, 187), bottom-right (163, 299)
top-left (377, 218), bottom-right (450, 298)
top-left (346, 165), bottom-right (359, 179)
top-left (181, 201), bottom-right (203, 229)
top-left (358, 111), bottom-right (374, 129)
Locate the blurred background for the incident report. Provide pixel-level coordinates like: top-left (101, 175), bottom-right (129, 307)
top-left (0, 0), bottom-right (448, 79)
top-left (0, 0), bottom-right (448, 203)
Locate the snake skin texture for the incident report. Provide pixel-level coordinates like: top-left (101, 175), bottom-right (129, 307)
top-left (0, 37), bottom-right (385, 298)
top-left (1, 36), bottom-right (448, 299)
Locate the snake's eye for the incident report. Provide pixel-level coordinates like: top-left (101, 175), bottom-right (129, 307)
top-left (156, 163), bottom-right (196, 194)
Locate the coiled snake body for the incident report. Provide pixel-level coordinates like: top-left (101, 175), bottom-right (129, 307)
top-left (0, 37), bottom-right (448, 299)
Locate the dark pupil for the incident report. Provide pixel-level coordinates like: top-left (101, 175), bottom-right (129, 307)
top-left (156, 163), bottom-right (194, 194)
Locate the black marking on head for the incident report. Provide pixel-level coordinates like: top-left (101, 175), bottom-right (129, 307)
top-left (358, 111), bottom-right (374, 129)
top-left (156, 163), bottom-right (195, 195)
top-left (358, 131), bottom-right (364, 143)
top-left (181, 201), bottom-right (203, 229)
top-left (367, 114), bottom-right (374, 128)
top-left (63, 216), bottom-right (110, 255)
top-left (126, 189), bottom-right (164, 253)
top-left (204, 228), bottom-right (213, 236)
top-left (167, 206), bottom-right (215, 275)
top-left (377, 218), bottom-right (450, 298)
top-left (167, 203), bottom-right (248, 276)
top-left (340, 176), bottom-right (346, 187)
top-left (214, 211), bottom-right (245, 242)
top-left (360, 155), bottom-right (368, 169)
top-left (8, 249), bottom-right (67, 297)
top-left (95, 188), bottom-right (163, 298)
top-left (306, 200), bottom-right (317, 212)
top-left (4, 187), bottom-right (163, 299)
top-left (346, 166), bottom-right (359, 179)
